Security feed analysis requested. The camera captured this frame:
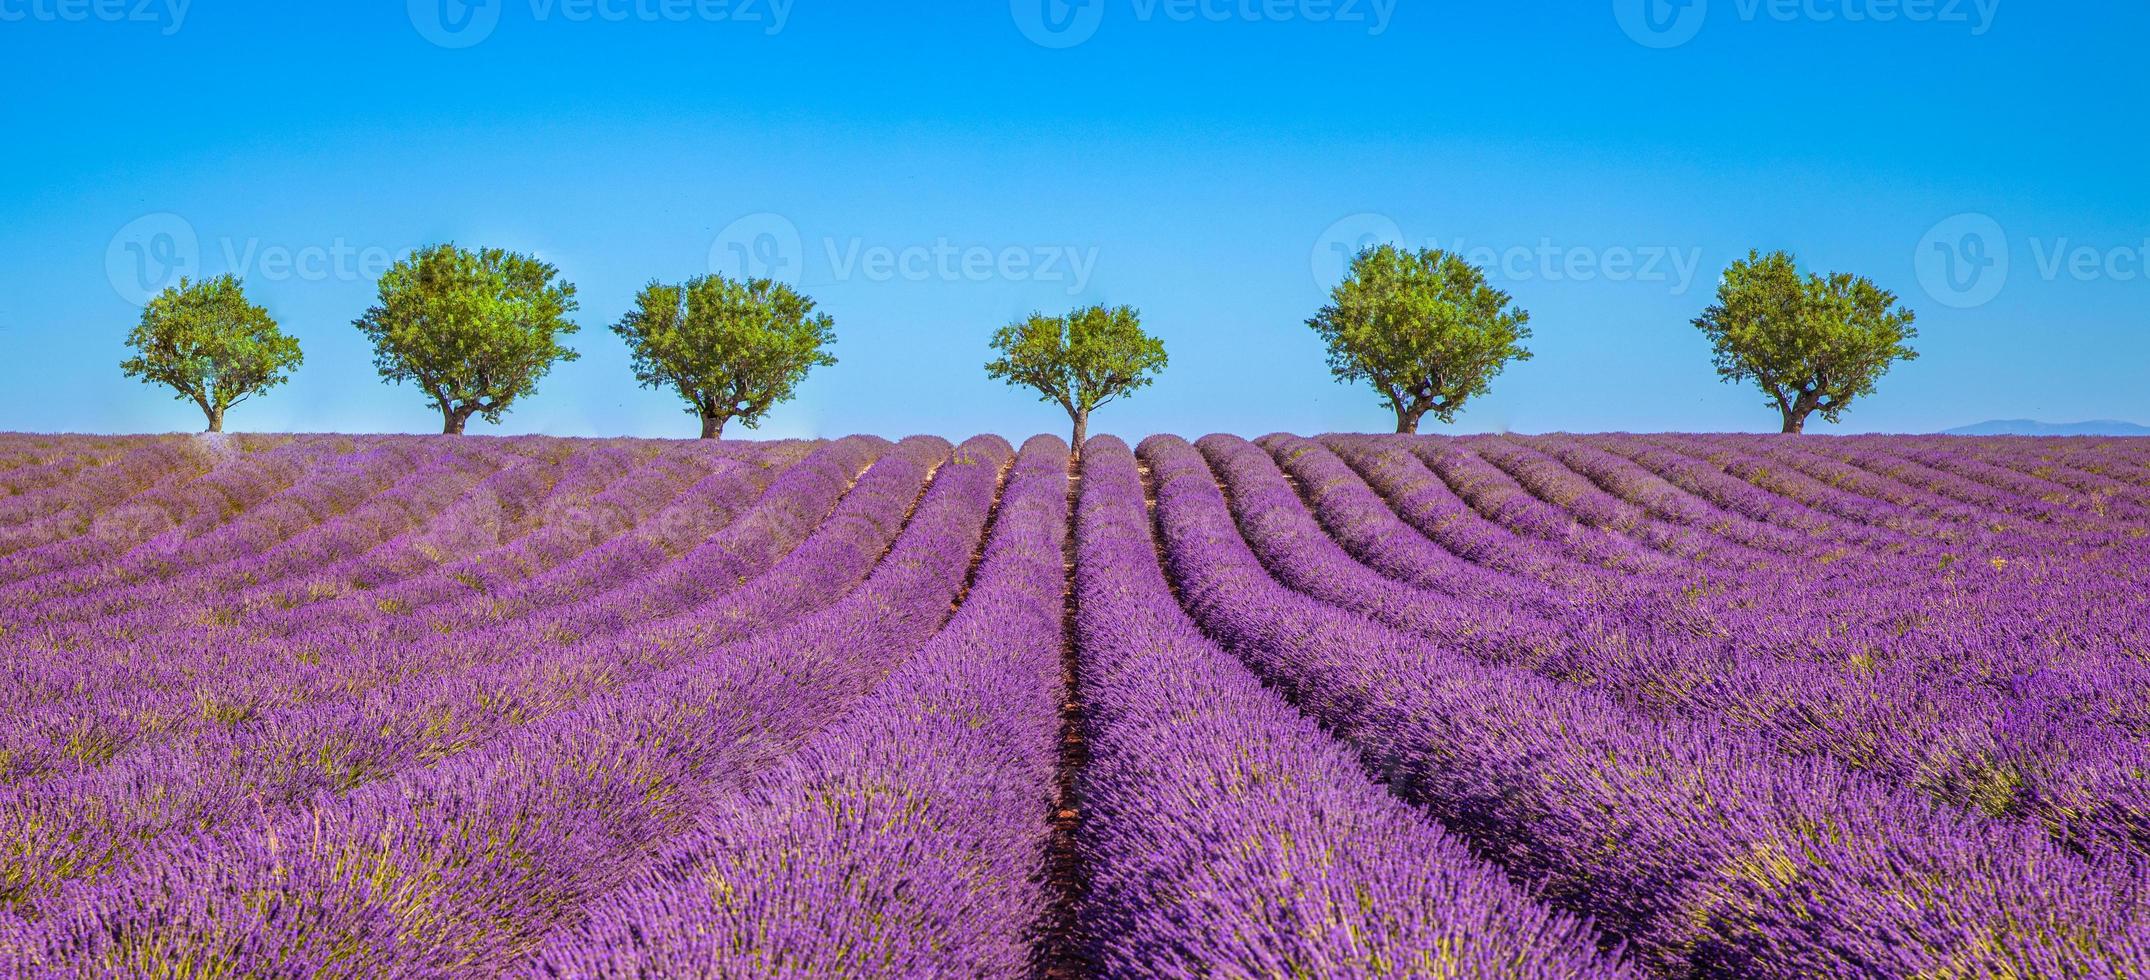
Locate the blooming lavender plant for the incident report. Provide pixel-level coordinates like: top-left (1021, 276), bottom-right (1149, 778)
top-left (532, 435), bottom-right (1067, 977)
top-left (4, 436), bottom-right (1008, 974)
top-left (0, 428), bottom-right (2143, 978)
top-left (1140, 433), bottom-right (2149, 977)
top-left (1073, 436), bottom-right (1637, 978)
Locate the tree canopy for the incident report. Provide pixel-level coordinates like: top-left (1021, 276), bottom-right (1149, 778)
top-left (985, 304), bottom-right (1167, 458)
top-left (1695, 249), bottom-right (1919, 434)
top-left (354, 244), bottom-right (580, 434)
top-left (1309, 245), bottom-right (1533, 433)
top-left (612, 275), bottom-right (837, 439)
top-left (121, 275), bottom-right (302, 433)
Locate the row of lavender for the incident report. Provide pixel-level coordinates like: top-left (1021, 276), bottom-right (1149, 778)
top-left (4, 429), bottom-right (2149, 976)
top-left (1072, 437), bottom-right (1633, 977)
top-left (1314, 434), bottom-right (2150, 863)
top-left (1225, 433), bottom-right (2150, 869)
top-left (1143, 433), bottom-right (2150, 976)
top-left (1, 434), bottom-right (862, 918)
top-left (0, 431), bottom-right (1023, 972)
top-left (0, 434), bottom-right (1652, 975)
top-left (0, 437), bottom-right (815, 787)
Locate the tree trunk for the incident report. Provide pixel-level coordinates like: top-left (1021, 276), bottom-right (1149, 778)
top-left (1395, 408), bottom-right (1424, 435)
top-left (700, 413), bottom-right (727, 440)
top-left (204, 406), bottom-right (224, 434)
top-left (443, 408), bottom-right (470, 435)
top-left (1780, 411), bottom-right (1808, 435)
top-left (1070, 409), bottom-right (1089, 461)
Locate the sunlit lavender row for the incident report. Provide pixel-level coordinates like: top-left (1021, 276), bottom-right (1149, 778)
top-left (0, 430), bottom-right (2146, 977)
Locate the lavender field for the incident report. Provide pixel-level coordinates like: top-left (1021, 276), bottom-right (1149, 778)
top-left (1, 430), bottom-right (2147, 977)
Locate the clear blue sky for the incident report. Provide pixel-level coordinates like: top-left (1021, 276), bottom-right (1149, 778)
top-left (2, 1), bottom-right (2144, 439)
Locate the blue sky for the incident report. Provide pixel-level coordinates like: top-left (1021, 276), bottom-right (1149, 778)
top-left (1, 0), bottom-right (2143, 439)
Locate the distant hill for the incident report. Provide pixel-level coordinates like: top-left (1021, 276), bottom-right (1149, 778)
top-left (1942, 419), bottom-right (2150, 436)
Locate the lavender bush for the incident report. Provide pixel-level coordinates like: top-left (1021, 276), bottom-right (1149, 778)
top-left (0, 429), bottom-right (2142, 978)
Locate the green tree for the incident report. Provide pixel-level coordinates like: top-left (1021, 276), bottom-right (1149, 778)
top-left (355, 244), bottom-right (580, 435)
top-left (1695, 250), bottom-right (1919, 434)
top-left (986, 304), bottom-right (1167, 460)
top-left (1309, 245), bottom-right (1533, 434)
top-left (613, 275), bottom-right (837, 439)
top-left (121, 275), bottom-right (302, 433)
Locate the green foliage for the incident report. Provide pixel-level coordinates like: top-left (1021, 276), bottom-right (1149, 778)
top-left (613, 275), bottom-right (837, 438)
top-left (1695, 250), bottom-right (1919, 433)
top-left (354, 245), bottom-right (580, 433)
top-left (1309, 245), bottom-right (1533, 432)
top-left (985, 305), bottom-right (1167, 452)
top-left (120, 275), bottom-right (302, 432)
